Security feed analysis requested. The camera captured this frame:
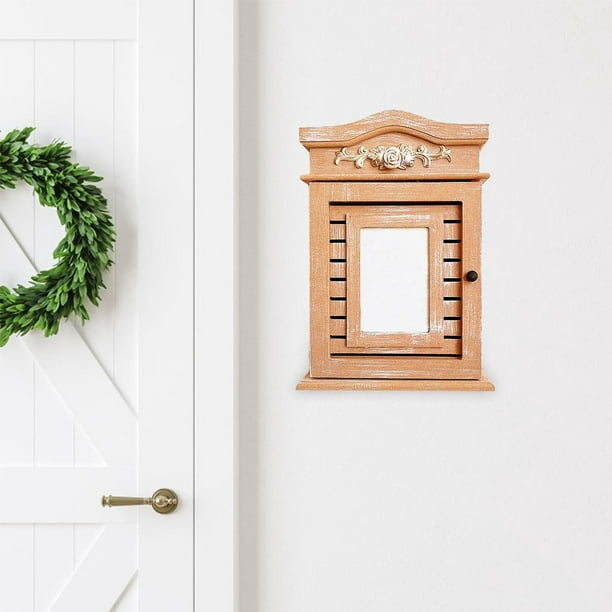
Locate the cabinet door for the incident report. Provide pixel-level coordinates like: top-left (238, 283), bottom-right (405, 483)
top-left (309, 181), bottom-right (482, 379)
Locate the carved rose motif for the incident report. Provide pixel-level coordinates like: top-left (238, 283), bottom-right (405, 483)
top-left (381, 146), bottom-right (403, 169)
top-left (335, 143), bottom-right (452, 170)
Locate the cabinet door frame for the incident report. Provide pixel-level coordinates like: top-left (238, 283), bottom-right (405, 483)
top-left (309, 181), bottom-right (483, 380)
top-left (345, 206), bottom-right (445, 349)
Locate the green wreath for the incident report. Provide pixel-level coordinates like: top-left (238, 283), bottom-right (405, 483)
top-left (0, 128), bottom-right (115, 347)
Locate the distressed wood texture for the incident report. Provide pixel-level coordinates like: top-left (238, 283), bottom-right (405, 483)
top-left (331, 203), bottom-right (462, 355)
top-left (300, 109), bottom-right (489, 182)
top-left (299, 111), bottom-right (492, 390)
top-left (300, 109), bottom-right (488, 144)
top-left (297, 373), bottom-right (495, 391)
top-left (345, 205), bottom-right (446, 350)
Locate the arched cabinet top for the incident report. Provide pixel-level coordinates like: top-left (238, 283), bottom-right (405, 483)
top-left (300, 110), bottom-right (489, 182)
top-left (299, 110), bottom-right (489, 149)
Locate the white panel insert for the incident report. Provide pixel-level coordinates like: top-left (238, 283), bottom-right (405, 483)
top-left (360, 227), bottom-right (429, 334)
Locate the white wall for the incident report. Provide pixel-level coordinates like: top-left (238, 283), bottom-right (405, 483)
top-left (238, 1), bottom-right (612, 610)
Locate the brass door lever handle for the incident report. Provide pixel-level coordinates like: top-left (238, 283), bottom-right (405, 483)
top-left (101, 488), bottom-right (179, 514)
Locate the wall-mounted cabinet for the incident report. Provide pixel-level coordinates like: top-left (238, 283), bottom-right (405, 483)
top-left (297, 110), bottom-right (494, 390)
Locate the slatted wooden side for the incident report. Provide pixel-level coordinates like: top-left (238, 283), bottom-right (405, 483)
top-left (326, 203), bottom-right (463, 356)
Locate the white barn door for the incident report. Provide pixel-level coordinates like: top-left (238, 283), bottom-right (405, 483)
top-left (0, 2), bottom-right (194, 610)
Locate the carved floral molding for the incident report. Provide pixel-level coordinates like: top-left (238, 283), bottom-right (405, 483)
top-left (334, 143), bottom-right (452, 170)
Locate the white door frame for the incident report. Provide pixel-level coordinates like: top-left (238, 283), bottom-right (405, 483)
top-left (138, 1), bottom-right (196, 609)
top-left (138, 0), bottom-right (240, 608)
top-left (194, 1), bottom-right (238, 610)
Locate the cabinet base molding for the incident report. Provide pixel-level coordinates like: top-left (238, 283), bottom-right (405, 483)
top-left (296, 373), bottom-right (495, 391)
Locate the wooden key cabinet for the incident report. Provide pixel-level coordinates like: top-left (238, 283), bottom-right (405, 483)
top-left (296, 110), bottom-right (494, 391)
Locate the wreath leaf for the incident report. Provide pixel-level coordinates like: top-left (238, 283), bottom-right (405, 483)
top-left (0, 128), bottom-right (115, 346)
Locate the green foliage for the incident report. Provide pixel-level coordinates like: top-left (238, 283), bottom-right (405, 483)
top-left (0, 128), bottom-right (115, 346)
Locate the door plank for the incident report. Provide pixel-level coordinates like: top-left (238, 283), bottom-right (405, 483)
top-left (112, 41), bottom-right (139, 412)
top-left (0, 41), bottom-right (35, 254)
top-left (74, 40), bottom-right (116, 376)
top-left (0, 525), bottom-right (34, 610)
top-left (34, 41), bottom-right (75, 273)
top-left (0, 1), bottom-right (137, 40)
top-left (34, 365), bottom-right (75, 467)
top-left (0, 468), bottom-right (136, 523)
top-left (49, 524), bottom-right (136, 612)
top-left (0, 340), bottom-right (34, 465)
top-left (35, 525), bottom-right (75, 612)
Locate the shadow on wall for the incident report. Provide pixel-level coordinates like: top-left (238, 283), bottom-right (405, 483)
top-left (238, 2), bottom-right (261, 611)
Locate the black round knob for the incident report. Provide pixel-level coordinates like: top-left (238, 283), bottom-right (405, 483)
top-left (466, 270), bottom-right (479, 282)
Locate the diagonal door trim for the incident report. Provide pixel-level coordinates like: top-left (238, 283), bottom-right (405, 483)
top-left (49, 524), bottom-right (136, 612)
top-left (0, 216), bottom-right (136, 467)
